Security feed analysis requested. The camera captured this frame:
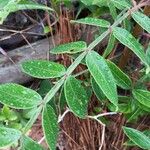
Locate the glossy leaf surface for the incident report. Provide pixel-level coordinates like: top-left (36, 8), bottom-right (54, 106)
top-left (0, 83), bottom-right (42, 109)
top-left (64, 76), bottom-right (88, 118)
top-left (21, 60), bottom-right (66, 79)
top-left (86, 51), bottom-right (118, 106)
top-left (42, 105), bottom-right (59, 150)
top-left (51, 41), bottom-right (87, 54)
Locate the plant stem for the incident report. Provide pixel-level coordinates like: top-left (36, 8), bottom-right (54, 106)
top-left (58, 107), bottom-right (70, 123)
top-left (88, 112), bottom-right (117, 150)
top-left (23, 2), bottom-right (145, 135)
top-left (43, 7), bottom-right (134, 104)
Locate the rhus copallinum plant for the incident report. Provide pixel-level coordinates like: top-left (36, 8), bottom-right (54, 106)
top-left (0, 0), bottom-right (150, 150)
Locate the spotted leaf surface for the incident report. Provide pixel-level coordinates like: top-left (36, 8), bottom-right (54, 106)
top-left (132, 11), bottom-right (150, 33)
top-left (64, 76), bottom-right (89, 118)
top-left (22, 136), bottom-right (44, 150)
top-left (133, 89), bottom-right (150, 108)
top-left (21, 60), bottom-right (66, 79)
top-left (42, 105), bottom-right (59, 150)
top-left (107, 60), bottom-right (132, 89)
top-left (0, 83), bottom-right (42, 109)
top-left (113, 27), bottom-right (148, 66)
top-left (51, 41), bottom-right (87, 54)
top-left (0, 127), bottom-right (21, 148)
top-left (123, 127), bottom-right (150, 149)
top-left (71, 17), bottom-right (110, 28)
top-left (111, 0), bottom-right (131, 9)
top-left (86, 51), bottom-right (118, 106)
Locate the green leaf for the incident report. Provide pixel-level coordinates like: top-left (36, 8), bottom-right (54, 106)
top-left (71, 17), bottom-right (110, 28)
top-left (23, 106), bottom-right (42, 133)
top-left (64, 76), bottom-right (89, 118)
top-left (0, 0), bottom-right (53, 24)
top-left (81, 0), bottom-right (107, 6)
top-left (123, 127), bottom-right (150, 149)
top-left (22, 108), bottom-right (38, 119)
top-left (107, 60), bottom-right (132, 89)
top-left (108, 1), bottom-right (117, 20)
top-left (8, 122), bottom-right (22, 130)
top-left (0, 113), bottom-right (6, 121)
top-left (132, 11), bottom-right (150, 33)
top-left (38, 80), bottom-right (53, 98)
top-left (22, 136), bottom-right (44, 150)
top-left (136, 101), bottom-right (150, 112)
top-left (51, 41), bottom-right (87, 54)
top-left (80, 0), bottom-right (93, 6)
top-left (133, 89), bottom-right (150, 108)
top-left (127, 108), bottom-right (141, 123)
top-left (113, 27), bottom-right (148, 66)
top-left (0, 127), bottom-right (21, 148)
top-left (21, 60), bottom-right (66, 79)
top-left (42, 105), bottom-right (59, 150)
top-left (146, 44), bottom-right (150, 66)
top-left (0, 0), bottom-right (18, 23)
top-left (2, 105), bottom-right (17, 121)
top-left (2, 105), bottom-right (13, 120)
top-left (111, 0), bottom-right (131, 9)
top-left (124, 130), bottom-right (150, 147)
top-left (0, 0), bottom-right (9, 9)
top-left (58, 88), bottom-right (67, 111)
top-left (109, 96), bottom-right (132, 113)
top-left (17, 0), bottom-right (53, 12)
top-left (0, 83), bottom-right (42, 109)
top-left (92, 0), bottom-right (108, 6)
top-left (86, 51), bottom-right (118, 106)
top-left (91, 77), bottom-right (106, 101)
top-left (103, 34), bottom-right (116, 58)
